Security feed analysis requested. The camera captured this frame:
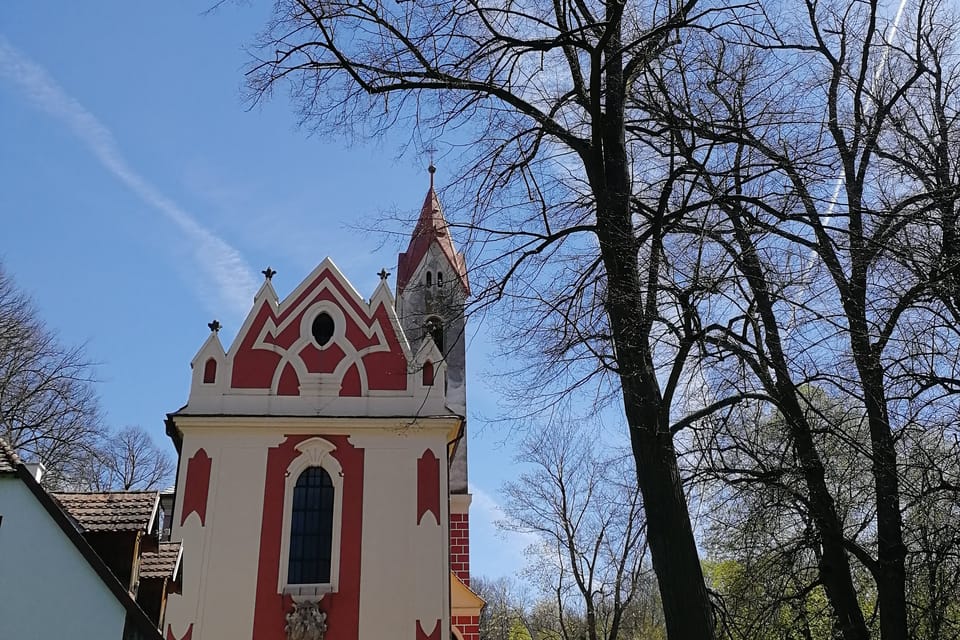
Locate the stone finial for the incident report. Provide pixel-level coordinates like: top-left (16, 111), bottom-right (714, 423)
top-left (208, 320), bottom-right (221, 333)
top-left (262, 267), bottom-right (277, 280)
top-left (378, 268), bottom-right (391, 281)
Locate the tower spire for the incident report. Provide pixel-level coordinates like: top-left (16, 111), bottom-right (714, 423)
top-left (395, 169), bottom-right (469, 298)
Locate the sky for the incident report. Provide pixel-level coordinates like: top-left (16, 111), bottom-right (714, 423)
top-left (0, 2), bottom-right (537, 580)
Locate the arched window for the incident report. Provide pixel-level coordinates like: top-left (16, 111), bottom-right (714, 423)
top-left (287, 467), bottom-right (335, 585)
top-left (426, 272), bottom-right (432, 286)
top-left (202, 358), bottom-right (217, 384)
top-left (437, 272), bottom-right (444, 287)
top-left (425, 317), bottom-right (444, 353)
top-left (423, 361), bottom-right (434, 386)
top-left (279, 438), bottom-right (343, 596)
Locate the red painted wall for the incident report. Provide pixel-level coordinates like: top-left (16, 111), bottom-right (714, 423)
top-left (417, 449), bottom-right (440, 527)
top-left (251, 435), bottom-right (364, 640)
top-left (230, 268), bottom-right (410, 395)
top-left (180, 449), bottom-right (212, 527)
top-left (416, 619), bottom-right (441, 640)
top-left (166, 623), bottom-right (193, 640)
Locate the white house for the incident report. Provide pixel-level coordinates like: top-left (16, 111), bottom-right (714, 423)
top-left (0, 438), bottom-right (162, 640)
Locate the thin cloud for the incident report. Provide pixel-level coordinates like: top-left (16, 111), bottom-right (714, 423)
top-left (469, 483), bottom-right (541, 576)
top-left (0, 37), bottom-right (258, 318)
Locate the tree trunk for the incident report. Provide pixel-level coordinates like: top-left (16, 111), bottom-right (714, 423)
top-left (845, 282), bottom-right (908, 640)
top-left (591, 4), bottom-right (716, 638)
top-left (726, 209), bottom-right (871, 640)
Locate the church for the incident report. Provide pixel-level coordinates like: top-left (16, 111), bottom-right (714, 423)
top-left (162, 169), bottom-right (483, 640)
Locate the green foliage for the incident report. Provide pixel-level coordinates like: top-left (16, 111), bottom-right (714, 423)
top-left (508, 619), bottom-right (532, 640)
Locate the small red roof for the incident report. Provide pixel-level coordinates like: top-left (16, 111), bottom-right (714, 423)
top-left (140, 541), bottom-right (183, 580)
top-left (51, 491), bottom-right (159, 534)
top-left (396, 185), bottom-right (469, 297)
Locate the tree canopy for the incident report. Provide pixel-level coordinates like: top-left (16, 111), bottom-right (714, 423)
top-left (242, 1), bottom-right (960, 638)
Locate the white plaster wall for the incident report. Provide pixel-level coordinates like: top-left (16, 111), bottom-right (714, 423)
top-left (198, 442), bottom-right (272, 637)
top-left (165, 433), bottom-right (276, 639)
top-left (354, 434), bottom-right (449, 639)
top-left (0, 476), bottom-right (127, 639)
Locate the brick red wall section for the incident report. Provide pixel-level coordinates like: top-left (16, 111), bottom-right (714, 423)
top-left (449, 512), bottom-right (470, 585)
top-left (452, 615), bottom-right (480, 640)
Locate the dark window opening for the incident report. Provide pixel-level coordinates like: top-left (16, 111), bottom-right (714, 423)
top-left (311, 313), bottom-right (335, 347)
top-left (426, 272), bottom-right (432, 286)
top-left (423, 361), bottom-right (434, 386)
top-left (437, 272), bottom-right (444, 287)
top-left (202, 358), bottom-right (217, 384)
top-left (288, 466), bottom-right (335, 585)
top-left (426, 317), bottom-right (444, 353)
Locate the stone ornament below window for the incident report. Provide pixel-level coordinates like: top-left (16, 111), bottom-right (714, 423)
top-left (285, 600), bottom-right (327, 640)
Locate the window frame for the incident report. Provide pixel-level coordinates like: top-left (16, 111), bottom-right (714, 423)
top-left (425, 316), bottom-right (444, 353)
top-left (277, 437), bottom-right (344, 597)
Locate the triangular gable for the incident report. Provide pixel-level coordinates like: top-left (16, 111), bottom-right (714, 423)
top-left (450, 572), bottom-right (484, 617)
top-left (181, 258), bottom-right (452, 417)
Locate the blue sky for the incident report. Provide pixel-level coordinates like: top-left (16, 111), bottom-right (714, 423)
top-left (0, 2), bottom-right (534, 579)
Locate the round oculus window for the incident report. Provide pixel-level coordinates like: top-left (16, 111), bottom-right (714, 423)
top-left (311, 312), bottom-right (335, 347)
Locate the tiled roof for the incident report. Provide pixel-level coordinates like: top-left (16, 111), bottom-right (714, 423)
top-left (140, 541), bottom-right (182, 580)
top-left (396, 185), bottom-right (470, 296)
top-left (51, 491), bottom-right (159, 533)
top-left (0, 437), bottom-right (22, 473)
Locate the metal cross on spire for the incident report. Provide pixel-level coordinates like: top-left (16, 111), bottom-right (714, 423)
top-left (425, 143), bottom-right (437, 188)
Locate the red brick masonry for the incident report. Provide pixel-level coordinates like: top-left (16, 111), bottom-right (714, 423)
top-left (452, 615), bottom-right (480, 640)
top-left (449, 512), bottom-right (470, 585)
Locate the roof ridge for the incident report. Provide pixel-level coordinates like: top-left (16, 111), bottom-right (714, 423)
top-left (51, 490), bottom-right (161, 495)
top-left (0, 436), bottom-right (23, 472)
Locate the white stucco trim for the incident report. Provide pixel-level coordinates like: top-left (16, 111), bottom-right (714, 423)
top-left (276, 437), bottom-right (344, 595)
top-left (172, 415), bottom-right (463, 439)
top-left (449, 493), bottom-right (472, 514)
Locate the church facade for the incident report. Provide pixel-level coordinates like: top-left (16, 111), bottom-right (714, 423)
top-left (163, 174), bottom-right (482, 640)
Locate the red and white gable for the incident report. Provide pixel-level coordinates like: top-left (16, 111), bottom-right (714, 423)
top-left (185, 258), bottom-right (447, 417)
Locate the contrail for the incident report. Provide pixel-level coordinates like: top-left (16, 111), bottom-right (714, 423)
top-left (823, 0), bottom-right (910, 220)
top-left (0, 37), bottom-right (259, 319)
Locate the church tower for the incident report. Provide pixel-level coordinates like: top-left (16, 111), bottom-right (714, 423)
top-left (162, 170), bottom-right (482, 640)
top-left (395, 168), bottom-right (479, 639)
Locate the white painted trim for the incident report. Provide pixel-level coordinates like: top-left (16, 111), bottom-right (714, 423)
top-left (449, 493), bottom-right (472, 513)
top-left (172, 414), bottom-right (463, 433)
top-left (276, 437), bottom-right (344, 595)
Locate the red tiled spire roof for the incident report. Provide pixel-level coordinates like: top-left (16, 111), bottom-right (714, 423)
top-left (396, 170), bottom-right (469, 296)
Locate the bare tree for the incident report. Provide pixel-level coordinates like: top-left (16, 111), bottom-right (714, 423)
top-left (635, 2), bottom-right (960, 637)
top-left (241, 2), bottom-right (761, 636)
top-left (473, 576), bottom-right (531, 640)
top-left (500, 423), bottom-right (648, 640)
top-left (0, 263), bottom-right (106, 488)
top-left (78, 425), bottom-right (175, 491)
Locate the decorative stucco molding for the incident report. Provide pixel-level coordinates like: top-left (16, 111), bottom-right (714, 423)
top-left (285, 600), bottom-right (327, 640)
